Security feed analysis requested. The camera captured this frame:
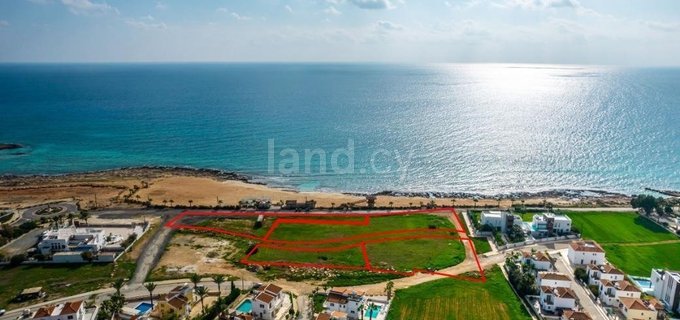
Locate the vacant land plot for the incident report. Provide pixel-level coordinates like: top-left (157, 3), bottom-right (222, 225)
top-left (0, 264), bottom-right (118, 308)
top-left (387, 266), bottom-right (530, 320)
top-left (566, 211), bottom-right (677, 243)
top-left (267, 214), bottom-right (456, 243)
top-left (367, 238), bottom-right (465, 271)
top-left (604, 242), bottom-right (680, 276)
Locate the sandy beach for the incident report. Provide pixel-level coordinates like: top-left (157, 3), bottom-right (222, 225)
top-left (0, 166), bottom-right (632, 210)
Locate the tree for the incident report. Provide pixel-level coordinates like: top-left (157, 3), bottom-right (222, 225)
top-left (9, 253), bottom-right (26, 266)
top-left (631, 195), bottom-right (661, 215)
top-left (664, 206), bottom-right (674, 215)
top-left (81, 251), bottom-right (94, 262)
top-left (112, 278), bottom-right (125, 295)
top-left (384, 281), bottom-right (394, 300)
top-left (144, 282), bottom-right (157, 308)
top-left (451, 199), bottom-right (456, 207)
top-left (169, 199), bottom-right (174, 207)
top-left (358, 304), bottom-right (365, 320)
top-left (79, 211), bottom-right (90, 225)
top-left (212, 275), bottom-right (225, 298)
top-left (367, 302), bottom-right (377, 320)
top-left (195, 286), bottom-right (209, 314)
top-left (188, 200), bottom-right (193, 207)
top-left (67, 213), bottom-right (75, 226)
top-left (190, 273), bottom-right (201, 288)
top-left (574, 267), bottom-right (588, 283)
top-left (507, 225), bottom-right (526, 243)
top-left (331, 202), bottom-right (335, 210)
top-left (473, 198), bottom-right (479, 209)
top-left (389, 201), bottom-right (394, 209)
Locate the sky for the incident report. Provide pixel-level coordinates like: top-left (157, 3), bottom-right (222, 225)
top-left (0, 0), bottom-right (679, 65)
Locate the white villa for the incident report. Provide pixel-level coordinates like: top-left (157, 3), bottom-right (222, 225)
top-left (618, 297), bottom-right (662, 320)
top-left (521, 250), bottom-right (553, 271)
top-left (480, 210), bottom-right (523, 233)
top-left (252, 284), bottom-right (286, 320)
top-left (586, 264), bottom-right (625, 286)
top-left (537, 272), bottom-right (572, 289)
top-left (567, 240), bottom-right (605, 266)
top-left (598, 280), bottom-right (641, 307)
top-left (32, 300), bottom-right (84, 320)
top-left (539, 286), bottom-right (577, 313)
top-left (530, 213), bottom-right (572, 237)
top-left (38, 227), bottom-right (105, 255)
top-left (323, 288), bottom-right (366, 320)
top-left (651, 269), bottom-right (680, 314)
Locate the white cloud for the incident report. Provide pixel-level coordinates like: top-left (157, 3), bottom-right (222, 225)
top-left (0, 20), bottom-right (9, 28)
top-left (641, 21), bottom-right (679, 32)
top-left (155, 1), bottom-right (167, 10)
top-left (61, 0), bottom-right (118, 15)
top-left (499, 0), bottom-right (580, 10)
top-left (324, 6), bottom-right (342, 16)
top-left (216, 7), bottom-right (251, 20)
top-left (126, 15), bottom-right (167, 30)
top-left (376, 20), bottom-right (403, 31)
top-left (285, 5), bottom-right (293, 13)
top-left (349, 0), bottom-right (395, 10)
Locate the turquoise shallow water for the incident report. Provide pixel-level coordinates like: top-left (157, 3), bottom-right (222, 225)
top-left (0, 63), bottom-right (678, 195)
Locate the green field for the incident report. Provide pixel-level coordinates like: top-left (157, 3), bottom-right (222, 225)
top-left (387, 266), bottom-right (531, 320)
top-left (248, 245), bottom-right (366, 267)
top-left (472, 237), bottom-right (492, 254)
top-left (564, 211), bottom-right (680, 276)
top-left (268, 214), bottom-right (455, 242)
top-left (604, 242), bottom-right (680, 276)
top-left (566, 211), bottom-right (677, 243)
top-left (367, 238), bottom-right (465, 271)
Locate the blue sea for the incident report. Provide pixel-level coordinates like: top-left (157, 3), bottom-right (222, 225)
top-left (0, 63), bottom-right (678, 195)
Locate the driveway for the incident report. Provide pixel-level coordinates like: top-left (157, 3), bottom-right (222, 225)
top-left (0, 228), bottom-right (44, 256)
top-left (552, 250), bottom-right (608, 320)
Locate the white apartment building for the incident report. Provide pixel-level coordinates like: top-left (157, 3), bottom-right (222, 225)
top-left (598, 280), bottom-right (641, 307)
top-left (537, 272), bottom-right (572, 289)
top-left (480, 210), bottom-right (523, 233)
top-left (32, 300), bottom-right (84, 320)
top-left (38, 227), bottom-right (105, 255)
top-left (531, 213), bottom-right (572, 237)
top-left (651, 269), bottom-right (680, 313)
top-left (539, 286), bottom-right (577, 313)
top-left (252, 284), bottom-right (285, 320)
top-left (323, 288), bottom-right (366, 320)
top-left (587, 264), bottom-right (625, 286)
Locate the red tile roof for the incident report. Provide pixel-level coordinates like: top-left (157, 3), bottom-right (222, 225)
top-left (255, 292), bottom-right (275, 304)
top-left (315, 313), bottom-right (332, 320)
top-left (562, 310), bottom-right (593, 320)
top-left (264, 284), bottom-right (282, 295)
top-left (539, 272), bottom-right (571, 281)
top-left (60, 301), bottom-right (83, 316)
top-left (620, 298), bottom-right (652, 311)
top-left (33, 306), bottom-right (55, 319)
top-left (570, 240), bottom-right (604, 253)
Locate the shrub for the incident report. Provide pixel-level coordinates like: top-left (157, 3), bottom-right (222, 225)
top-left (81, 251), bottom-right (94, 262)
top-left (10, 253), bottom-right (26, 266)
top-left (574, 267), bottom-right (588, 283)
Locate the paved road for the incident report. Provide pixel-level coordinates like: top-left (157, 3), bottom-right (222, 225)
top-left (128, 210), bottom-right (182, 286)
top-left (553, 250), bottom-right (608, 320)
top-left (17, 203), bottom-right (79, 225)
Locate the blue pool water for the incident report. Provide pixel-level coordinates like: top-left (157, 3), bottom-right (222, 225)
top-left (236, 299), bottom-right (252, 313)
top-left (364, 305), bottom-right (382, 319)
top-left (631, 277), bottom-right (653, 289)
top-left (135, 302), bottom-right (153, 314)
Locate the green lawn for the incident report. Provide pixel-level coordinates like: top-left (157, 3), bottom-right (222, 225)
top-left (387, 266), bottom-right (531, 320)
top-left (565, 211), bottom-right (677, 243)
top-left (472, 237), bottom-right (492, 254)
top-left (604, 242), bottom-right (680, 276)
top-left (518, 212), bottom-right (533, 222)
top-left (0, 263), bottom-right (120, 308)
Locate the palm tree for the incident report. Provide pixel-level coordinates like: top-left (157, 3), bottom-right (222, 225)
top-left (368, 302), bottom-right (377, 320)
top-left (144, 282), bottom-right (157, 309)
top-left (331, 202), bottom-right (335, 210)
top-left (162, 199), bottom-right (168, 206)
top-left (358, 304), bottom-right (365, 320)
top-left (112, 278), bottom-right (125, 295)
top-left (217, 199), bottom-right (223, 208)
top-left (409, 202), bottom-right (413, 208)
top-left (79, 211), bottom-right (89, 225)
top-left (169, 199), bottom-right (174, 207)
top-left (473, 198), bottom-right (479, 209)
top-left (190, 273), bottom-right (201, 289)
top-left (451, 199), bottom-right (456, 208)
top-left (188, 200), bottom-right (193, 207)
top-left (389, 201), bottom-right (393, 209)
top-left (496, 197), bottom-right (501, 208)
top-left (385, 281), bottom-right (394, 300)
top-left (194, 286), bottom-right (209, 314)
top-left (520, 199), bottom-right (525, 209)
top-left (212, 275), bottom-right (225, 298)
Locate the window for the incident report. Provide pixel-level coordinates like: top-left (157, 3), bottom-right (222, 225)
top-left (68, 316), bottom-right (74, 320)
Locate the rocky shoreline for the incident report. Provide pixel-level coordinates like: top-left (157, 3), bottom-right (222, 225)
top-left (0, 165), bottom-right (634, 201)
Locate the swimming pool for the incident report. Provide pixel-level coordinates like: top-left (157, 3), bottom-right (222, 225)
top-left (236, 299), bottom-right (252, 313)
top-left (631, 277), bottom-right (653, 289)
top-left (364, 304), bottom-right (382, 319)
top-left (135, 302), bottom-right (153, 314)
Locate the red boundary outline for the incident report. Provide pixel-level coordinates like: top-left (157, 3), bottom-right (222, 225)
top-left (165, 208), bottom-right (486, 283)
